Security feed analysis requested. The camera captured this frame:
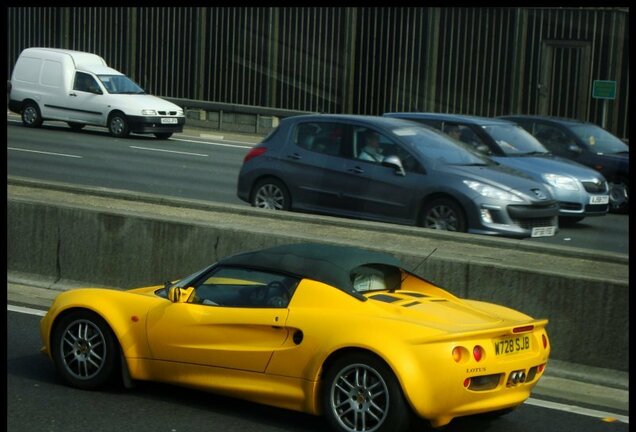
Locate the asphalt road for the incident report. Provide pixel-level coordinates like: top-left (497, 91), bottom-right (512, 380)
top-left (7, 309), bottom-right (629, 432)
top-left (6, 118), bottom-right (629, 255)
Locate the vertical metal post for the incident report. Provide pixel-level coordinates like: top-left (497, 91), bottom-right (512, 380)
top-left (425, 8), bottom-right (440, 111)
top-left (342, 7), bottom-right (357, 114)
top-left (61, 7), bottom-right (71, 49)
top-left (267, 7), bottom-right (280, 108)
top-left (127, 8), bottom-right (137, 79)
top-left (510, 8), bottom-right (528, 114)
top-left (196, 8), bottom-right (207, 102)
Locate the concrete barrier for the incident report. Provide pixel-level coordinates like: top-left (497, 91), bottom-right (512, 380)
top-left (7, 176), bottom-right (628, 371)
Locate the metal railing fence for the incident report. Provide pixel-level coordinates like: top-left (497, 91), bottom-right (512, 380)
top-left (6, 7), bottom-right (629, 139)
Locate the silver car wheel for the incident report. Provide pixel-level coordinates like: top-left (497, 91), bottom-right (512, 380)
top-left (23, 106), bottom-right (39, 125)
top-left (424, 204), bottom-right (459, 231)
top-left (110, 117), bottom-right (125, 135)
top-left (254, 184), bottom-right (285, 209)
top-left (329, 363), bottom-right (390, 432)
top-left (59, 319), bottom-right (107, 381)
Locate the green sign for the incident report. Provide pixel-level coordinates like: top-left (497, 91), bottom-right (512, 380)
top-left (592, 80), bottom-right (616, 99)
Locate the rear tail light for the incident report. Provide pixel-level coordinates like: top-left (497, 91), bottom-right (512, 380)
top-left (473, 345), bottom-right (484, 362)
top-left (243, 147), bottom-right (267, 163)
top-left (542, 334), bottom-right (548, 349)
top-left (513, 325), bottom-right (534, 333)
top-left (452, 346), bottom-right (470, 363)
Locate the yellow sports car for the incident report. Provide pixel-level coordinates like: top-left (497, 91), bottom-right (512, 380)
top-left (40, 243), bottom-right (550, 432)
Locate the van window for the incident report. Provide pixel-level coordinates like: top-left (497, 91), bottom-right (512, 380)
top-left (41, 60), bottom-right (63, 88)
top-left (13, 56), bottom-right (41, 83)
top-left (73, 72), bottom-right (100, 93)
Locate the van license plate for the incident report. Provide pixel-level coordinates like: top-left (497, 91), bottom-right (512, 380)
top-left (531, 226), bottom-right (555, 237)
top-left (589, 195), bottom-right (609, 205)
top-left (161, 118), bottom-right (178, 124)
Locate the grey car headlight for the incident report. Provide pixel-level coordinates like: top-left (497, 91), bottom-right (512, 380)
top-left (141, 109), bottom-right (158, 115)
top-left (463, 180), bottom-right (524, 203)
top-left (542, 173), bottom-right (580, 191)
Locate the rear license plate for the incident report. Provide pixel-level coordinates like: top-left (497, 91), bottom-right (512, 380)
top-left (161, 118), bottom-right (178, 124)
top-left (494, 335), bottom-right (531, 356)
top-left (589, 195), bottom-right (609, 205)
top-left (531, 226), bottom-right (555, 237)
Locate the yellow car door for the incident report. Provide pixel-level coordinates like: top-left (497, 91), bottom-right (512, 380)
top-left (146, 302), bottom-right (289, 372)
top-left (146, 269), bottom-right (296, 373)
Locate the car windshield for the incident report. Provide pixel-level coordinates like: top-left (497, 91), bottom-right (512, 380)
top-left (569, 124), bottom-right (629, 154)
top-left (483, 124), bottom-right (549, 156)
top-left (97, 74), bottom-right (145, 94)
top-left (391, 126), bottom-right (492, 166)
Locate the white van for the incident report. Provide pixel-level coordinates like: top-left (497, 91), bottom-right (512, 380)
top-left (8, 47), bottom-right (185, 139)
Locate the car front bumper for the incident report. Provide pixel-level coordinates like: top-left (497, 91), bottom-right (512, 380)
top-left (127, 115), bottom-right (185, 134)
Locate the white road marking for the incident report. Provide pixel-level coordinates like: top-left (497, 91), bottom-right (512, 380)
top-left (8, 147), bottom-right (82, 158)
top-left (8, 304), bottom-right (46, 316)
top-left (170, 137), bottom-right (253, 148)
top-left (525, 397), bottom-right (628, 423)
top-left (129, 146), bottom-right (209, 157)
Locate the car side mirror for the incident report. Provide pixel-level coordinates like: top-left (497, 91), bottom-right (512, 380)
top-left (168, 286), bottom-right (194, 303)
top-left (381, 155), bottom-right (406, 176)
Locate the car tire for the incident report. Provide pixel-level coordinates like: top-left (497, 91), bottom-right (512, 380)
top-left (51, 310), bottom-right (118, 390)
top-left (154, 132), bottom-right (173, 139)
top-left (67, 122), bottom-right (85, 132)
top-left (21, 101), bottom-right (43, 128)
top-left (608, 178), bottom-right (629, 214)
top-left (108, 112), bottom-right (131, 138)
top-left (420, 197), bottom-right (467, 232)
top-left (251, 178), bottom-right (291, 211)
top-left (322, 353), bottom-right (413, 432)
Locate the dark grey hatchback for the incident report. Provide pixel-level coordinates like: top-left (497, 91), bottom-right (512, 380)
top-left (237, 115), bottom-right (559, 238)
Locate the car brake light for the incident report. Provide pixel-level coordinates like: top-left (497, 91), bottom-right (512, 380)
top-left (473, 345), bottom-right (484, 362)
top-left (243, 147), bottom-right (267, 163)
top-left (542, 334), bottom-right (548, 349)
top-left (513, 325), bottom-right (534, 333)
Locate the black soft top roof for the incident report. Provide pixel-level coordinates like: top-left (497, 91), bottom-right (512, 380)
top-left (218, 243), bottom-right (403, 299)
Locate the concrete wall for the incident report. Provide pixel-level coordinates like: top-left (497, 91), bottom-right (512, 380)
top-left (7, 178), bottom-right (628, 371)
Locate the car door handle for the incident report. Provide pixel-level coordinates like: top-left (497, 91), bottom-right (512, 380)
top-left (348, 166), bottom-right (365, 174)
top-left (69, 93), bottom-right (77, 97)
top-left (287, 153), bottom-right (302, 160)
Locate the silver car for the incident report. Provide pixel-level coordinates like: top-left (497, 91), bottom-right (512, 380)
top-left (384, 113), bottom-right (609, 225)
top-left (237, 115), bottom-right (559, 238)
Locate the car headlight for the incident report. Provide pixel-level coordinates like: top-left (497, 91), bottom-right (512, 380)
top-left (141, 109), bottom-right (157, 115)
top-left (463, 180), bottom-right (524, 202)
top-left (542, 173), bottom-right (580, 191)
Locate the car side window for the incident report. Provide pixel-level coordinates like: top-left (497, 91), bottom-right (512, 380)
top-left (352, 127), bottom-right (423, 173)
top-left (73, 72), bottom-right (100, 93)
top-left (533, 124), bottom-right (575, 152)
top-left (293, 122), bottom-right (347, 157)
top-left (190, 266), bottom-right (299, 308)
